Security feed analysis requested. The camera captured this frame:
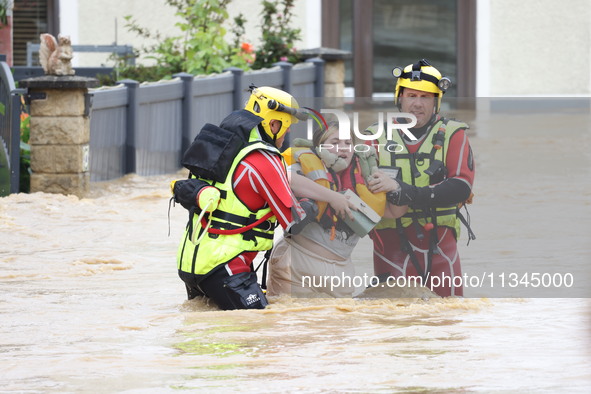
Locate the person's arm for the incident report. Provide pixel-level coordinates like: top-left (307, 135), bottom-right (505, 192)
top-left (366, 172), bottom-right (409, 217)
top-left (235, 151), bottom-right (296, 228)
top-left (368, 129), bottom-right (475, 208)
top-left (290, 173), bottom-right (356, 220)
top-left (383, 201), bottom-right (409, 219)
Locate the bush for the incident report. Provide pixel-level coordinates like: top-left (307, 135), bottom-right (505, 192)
top-left (104, 0), bottom-right (251, 83)
top-left (252, 0), bottom-right (301, 69)
top-left (19, 97), bottom-right (31, 193)
top-left (104, 0), bottom-right (301, 83)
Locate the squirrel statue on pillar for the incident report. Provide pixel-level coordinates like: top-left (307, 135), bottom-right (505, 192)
top-left (39, 33), bottom-right (75, 76)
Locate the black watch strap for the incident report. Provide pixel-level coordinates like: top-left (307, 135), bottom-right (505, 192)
top-left (386, 190), bottom-right (400, 205)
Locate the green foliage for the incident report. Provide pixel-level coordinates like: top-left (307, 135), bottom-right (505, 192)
top-left (0, 1), bottom-right (8, 26)
top-left (19, 101), bottom-right (31, 193)
top-left (229, 13), bottom-right (256, 66)
top-left (252, 0), bottom-right (301, 69)
top-left (177, 0), bottom-right (236, 74)
top-left (107, 0), bottom-right (250, 83)
top-left (230, 14), bottom-right (248, 49)
top-left (104, 0), bottom-right (302, 83)
top-left (97, 63), bottom-right (174, 86)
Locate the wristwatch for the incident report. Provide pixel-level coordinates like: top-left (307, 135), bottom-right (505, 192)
top-left (386, 182), bottom-right (401, 205)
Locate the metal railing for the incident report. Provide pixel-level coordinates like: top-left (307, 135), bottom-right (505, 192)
top-left (0, 56), bottom-right (325, 191)
top-left (0, 55), bottom-right (23, 196)
top-left (89, 59), bottom-right (325, 181)
top-left (26, 43), bottom-right (135, 67)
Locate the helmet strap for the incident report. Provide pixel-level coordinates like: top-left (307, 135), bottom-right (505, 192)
top-left (395, 87), bottom-right (404, 110)
top-left (258, 124), bottom-right (273, 144)
top-left (271, 120), bottom-right (283, 144)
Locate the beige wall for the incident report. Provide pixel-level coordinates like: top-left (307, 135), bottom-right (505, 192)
top-left (64, 0), bottom-right (591, 96)
top-left (65, 0), bottom-right (317, 68)
top-left (63, 0), bottom-right (178, 66)
top-left (226, 0), bottom-right (318, 51)
top-left (488, 0), bottom-right (591, 96)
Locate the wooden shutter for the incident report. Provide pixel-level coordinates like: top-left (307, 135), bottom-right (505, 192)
top-left (12, 0), bottom-right (49, 66)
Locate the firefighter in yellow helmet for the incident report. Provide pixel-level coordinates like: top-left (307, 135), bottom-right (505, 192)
top-left (365, 59), bottom-right (476, 297)
top-left (393, 59), bottom-right (451, 115)
top-left (245, 85), bottom-right (304, 145)
top-left (172, 85), bottom-right (311, 310)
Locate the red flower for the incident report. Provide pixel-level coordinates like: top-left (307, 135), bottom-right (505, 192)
top-left (241, 42), bottom-right (254, 54)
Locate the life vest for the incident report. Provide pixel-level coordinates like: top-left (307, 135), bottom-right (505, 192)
top-left (283, 146), bottom-right (330, 220)
top-left (282, 146), bottom-right (386, 221)
top-left (366, 117), bottom-right (469, 236)
top-left (177, 127), bottom-right (280, 276)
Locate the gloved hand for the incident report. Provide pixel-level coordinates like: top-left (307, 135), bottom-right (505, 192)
top-left (355, 145), bottom-right (379, 183)
top-left (171, 178), bottom-right (219, 212)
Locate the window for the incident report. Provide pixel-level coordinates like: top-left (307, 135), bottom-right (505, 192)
top-left (372, 0), bottom-right (457, 96)
top-left (323, 0), bottom-right (475, 98)
top-left (12, 0), bottom-right (58, 66)
top-left (339, 0), bottom-right (353, 92)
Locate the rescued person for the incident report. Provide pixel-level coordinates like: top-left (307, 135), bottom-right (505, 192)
top-left (267, 121), bottom-right (406, 297)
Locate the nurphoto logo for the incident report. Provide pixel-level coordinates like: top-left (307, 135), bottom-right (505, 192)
top-left (306, 109), bottom-right (418, 143)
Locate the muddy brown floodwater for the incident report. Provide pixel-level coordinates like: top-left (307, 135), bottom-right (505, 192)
top-left (1, 110), bottom-right (590, 392)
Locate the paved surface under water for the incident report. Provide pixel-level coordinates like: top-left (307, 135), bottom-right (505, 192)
top-left (1, 111), bottom-right (591, 392)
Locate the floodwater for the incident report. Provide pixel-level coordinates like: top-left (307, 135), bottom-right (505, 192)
top-left (1, 108), bottom-right (591, 392)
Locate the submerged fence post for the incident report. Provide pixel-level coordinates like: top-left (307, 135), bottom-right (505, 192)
top-left (224, 67), bottom-right (244, 111)
top-left (173, 72), bottom-right (194, 160)
top-left (272, 61), bottom-right (293, 93)
top-left (118, 79), bottom-right (138, 175)
top-left (299, 48), bottom-right (351, 98)
top-left (9, 90), bottom-right (24, 193)
top-left (305, 58), bottom-right (325, 98)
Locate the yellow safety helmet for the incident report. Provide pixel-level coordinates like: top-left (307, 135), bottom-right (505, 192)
top-left (392, 59), bottom-right (451, 113)
top-left (244, 85), bottom-right (300, 141)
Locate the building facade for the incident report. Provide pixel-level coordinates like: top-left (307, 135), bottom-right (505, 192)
top-left (6, 0), bottom-right (591, 97)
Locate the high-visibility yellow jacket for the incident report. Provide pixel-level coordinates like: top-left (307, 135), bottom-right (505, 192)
top-left (366, 118), bottom-right (468, 235)
top-left (177, 128), bottom-right (280, 276)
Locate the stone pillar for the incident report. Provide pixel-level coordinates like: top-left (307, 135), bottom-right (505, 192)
top-left (19, 76), bottom-right (98, 197)
top-left (299, 47), bottom-right (352, 98)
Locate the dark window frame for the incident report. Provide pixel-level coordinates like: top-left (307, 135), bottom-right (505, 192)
top-left (12, 0), bottom-right (59, 66)
top-left (322, 0), bottom-right (476, 98)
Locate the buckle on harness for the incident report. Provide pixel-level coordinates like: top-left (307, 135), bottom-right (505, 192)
top-left (260, 220), bottom-right (273, 232)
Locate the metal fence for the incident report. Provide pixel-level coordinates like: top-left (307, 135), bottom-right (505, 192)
top-left (0, 57), bottom-right (324, 190)
top-left (12, 66), bottom-right (115, 82)
top-left (26, 43), bottom-right (135, 67)
top-left (0, 56), bottom-right (23, 196)
top-left (89, 59), bottom-right (325, 181)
